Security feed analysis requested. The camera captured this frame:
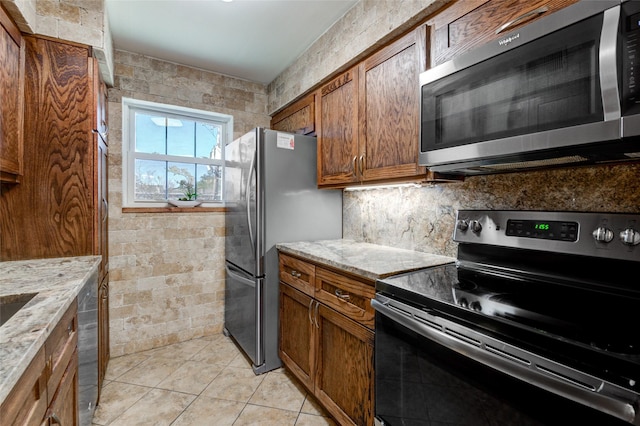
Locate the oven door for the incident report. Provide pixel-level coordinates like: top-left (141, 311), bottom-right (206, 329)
top-left (419, 1), bottom-right (621, 173)
top-left (372, 295), bottom-right (637, 426)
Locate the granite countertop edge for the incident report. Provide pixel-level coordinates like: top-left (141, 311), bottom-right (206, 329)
top-left (276, 239), bottom-right (455, 281)
top-left (0, 256), bottom-right (101, 405)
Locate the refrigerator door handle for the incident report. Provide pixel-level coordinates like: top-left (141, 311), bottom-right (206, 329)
top-left (246, 150), bottom-right (256, 256)
top-left (226, 264), bottom-right (256, 287)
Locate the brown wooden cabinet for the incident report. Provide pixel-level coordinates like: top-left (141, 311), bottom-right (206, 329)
top-left (0, 33), bottom-right (109, 398)
top-left (279, 253), bottom-right (375, 426)
top-left (270, 93), bottom-right (316, 135)
top-left (1, 301), bottom-right (78, 426)
top-left (316, 67), bottom-right (360, 186)
top-left (316, 26), bottom-right (428, 188)
top-left (0, 3), bottom-right (25, 183)
top-left (428, 0), bottom-right (578, 67)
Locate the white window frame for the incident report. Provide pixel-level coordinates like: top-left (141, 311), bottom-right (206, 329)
top-left (122, 98), bottom-right (233, 208)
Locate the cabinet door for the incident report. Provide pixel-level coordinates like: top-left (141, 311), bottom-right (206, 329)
top-left (316, 67), bottom-right (360, 187)
top-left (0, 36), bottom-right (94, 260)
top-left (96, 134), bottom-right (108, 280)
top-left (359, 27), bottom-right (427, 183)
top-left (45, 351), bottom-right (78, 426)
top-left (429, 0), bottom-right (578, 67)
top-left (279, 283), bottom-right (315, 392)
top-left (0, 3), bottom-right (25, 183)
top-left (315, 304), bottom-right (374, 426)
top-left (98, 274), bottom-right (109, 400)
top-left (0, 348), bottom-right (47, 426)
top-left (271, 93), bottom-right (316, 135)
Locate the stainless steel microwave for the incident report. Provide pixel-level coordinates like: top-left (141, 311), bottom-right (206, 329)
top-left (419, 0), bottom-right (640, 175)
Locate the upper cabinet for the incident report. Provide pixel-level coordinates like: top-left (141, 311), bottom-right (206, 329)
top-left (0, 4), bottom-right (25, 183)
top-left (316, 26), bottom-right (428, 188)
top-left (271, 93), bottom-right (316, 135)
top-left (428, 0), bottom-right (579, 67)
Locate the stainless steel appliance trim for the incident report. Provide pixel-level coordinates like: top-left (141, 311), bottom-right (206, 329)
top-left (453, 210), bottom-right (640, 262)
top-left (600, 6), bottom-right (622, 121)
top-left (419, 0), bottom-right (618, 86)
top-left (372, 295), bottom-right (640, 425)
top-left (246, 150), bottom-right (256, 264)
top-left (225, 263), bottom-right (256, 287)
top-left (420, 119), bottom-right (621, 168)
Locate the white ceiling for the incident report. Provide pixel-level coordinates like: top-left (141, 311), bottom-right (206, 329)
top-left (105, 0), bottom-right (358, 84)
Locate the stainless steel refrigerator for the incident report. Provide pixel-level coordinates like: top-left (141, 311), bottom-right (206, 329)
top-left (224, 128), bottom-right (342, 374)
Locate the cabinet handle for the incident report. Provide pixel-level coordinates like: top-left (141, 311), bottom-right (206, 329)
top-left (67, 324), bottom-right (73, 336)
top-left (359, 155), bottom-right (364, 177)
top-left (290, 270), bottom-right (301, 278)
top-left (308, 299), bottom-right (314, 325)
top-left (335, 289), bottom-right (351, 302)
top-left (495, 6), bottom-right (548, 34)
top-left (49, 413), bottom-right (62, 425)
top-left (314, 301), bottom-right (320, 329)
top-left (352, 156), bottom-right (358, 178)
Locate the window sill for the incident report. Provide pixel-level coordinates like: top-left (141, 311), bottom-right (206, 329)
top-left (122, 206), bottom-right (227, 213)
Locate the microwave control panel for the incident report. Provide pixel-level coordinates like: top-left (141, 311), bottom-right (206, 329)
top-left (623, 3), bottom-right (640, 115)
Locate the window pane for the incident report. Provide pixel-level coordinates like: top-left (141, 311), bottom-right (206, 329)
top-left (135, 113), bottom-right (166, 154)
top-left (168, 162), bottom-right (196, 199)
top-left (196, 123), bottom-right (222, 160)
top-left (167, 119), bottom-right (195, 157)
top-left (135, 159), bottom-right (166, 200)
top-left (196, 164), bottom-right (222, 201)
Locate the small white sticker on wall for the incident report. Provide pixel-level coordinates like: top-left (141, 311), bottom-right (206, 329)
top-left (277, 133), bottom-right (295, 150)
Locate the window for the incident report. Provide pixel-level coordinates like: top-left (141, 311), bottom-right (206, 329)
top-left (122, 98), bottom-right (233, 207)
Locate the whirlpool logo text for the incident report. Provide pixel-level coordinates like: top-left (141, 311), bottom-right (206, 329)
top-left (498, 33), bottom-right (520, 46)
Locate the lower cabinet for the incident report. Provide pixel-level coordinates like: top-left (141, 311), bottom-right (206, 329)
top-left (1, 301), bottom-right (79, 426)
top-left (279, 253), bottom-right (375, 426)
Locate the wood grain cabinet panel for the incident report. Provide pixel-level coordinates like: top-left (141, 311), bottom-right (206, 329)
top-left (278, 253), bottom-right (375, 426)
top-left (316, 67), bottom-right (360, 186)
top-left (271, 93), bottom-right (316, 135)
top-left (358, 26), bottom-right (427, 183)
top-left (0, 348), bottom-right (47, 426)
top-left (428, 0), bottom-right (579, 67)
top-left (0, 3), bottom-right (25, 183)
top-left (315, 26), bottom-right (428, 188)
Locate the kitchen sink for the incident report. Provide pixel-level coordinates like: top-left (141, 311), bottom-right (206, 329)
top-left (0, 293), bottom-right (37, 327)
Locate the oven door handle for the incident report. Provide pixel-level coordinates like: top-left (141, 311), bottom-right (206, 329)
top-left (372, 297), bottom-right (640, 425)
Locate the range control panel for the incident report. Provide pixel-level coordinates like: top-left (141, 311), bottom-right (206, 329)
top-left (453, 210), bottom-right (640, 261)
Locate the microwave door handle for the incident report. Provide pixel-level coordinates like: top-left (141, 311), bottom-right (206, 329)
top-left (495, 6), bottom-right (548, 34)
top-left (599, 5), bottom-right (622, 122)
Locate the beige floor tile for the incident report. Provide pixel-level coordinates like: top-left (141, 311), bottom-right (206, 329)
top-left (295, 413), bottom-right (337, 426)
top-left (191, 339), bottom-right (244, 366)
top-left (145, 338), bottom-right (211, 361)
top-left (104, 353), bottom-right (150, 381)
top-left (228, 350), bottom-right (254, 369)
top-left (156, 360), bottom-right (224, 394)
top-left (171, 395), bottom-right (245, 426)
top-left (92, 381), bottom-right (150, 425)
top-left (301, 394), bottom-right (328, 416)
top-left (108, 388), bottom-right (195, 426)
top-left (115, 355), bottom-right (184, 387)
top-left (201, 366), bottom-right (266, 402)
top-left (234, 404), bottom-right (298, 426)
top-left (249, 370), bottom-right (307, 412)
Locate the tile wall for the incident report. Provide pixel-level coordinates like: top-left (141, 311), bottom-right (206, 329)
top-left (107, 50), bottom-right (270, 357)
top-left (344, 163), bottom-right (640, 258)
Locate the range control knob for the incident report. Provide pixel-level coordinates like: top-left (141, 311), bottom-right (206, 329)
top-left (620, 228), bottom-right (640, 246)
top-left (470, 301), bottom-right (482, 312)
top-left (457, 220), bottom-right (469, 231)
top-left (470, 220), bottom-right (482, 233)
top-left (592, 227), bottom-right (614, 243)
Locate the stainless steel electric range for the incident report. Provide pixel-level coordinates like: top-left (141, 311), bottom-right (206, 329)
top-left (373, 210), bottom-right (640, 426)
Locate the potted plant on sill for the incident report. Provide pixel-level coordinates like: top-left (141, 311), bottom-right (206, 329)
top-left (169, 182), bottom-right (202, 207)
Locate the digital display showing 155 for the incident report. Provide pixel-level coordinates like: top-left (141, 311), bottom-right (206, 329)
top-left (506, 220), bottom-right (578, 241)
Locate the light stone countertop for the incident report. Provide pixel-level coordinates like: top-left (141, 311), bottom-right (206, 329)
top-left (0, 256), bottom-right (101, 405)
top-left (276, 239), bottom-right (455, 281)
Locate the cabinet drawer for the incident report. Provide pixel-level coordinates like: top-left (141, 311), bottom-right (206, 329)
top-left (315, 268), bottom-right (375, 329)
top-left (45, 300), bottom-right (78, 404)
top-left (279, 253), bottom-right (315, 296)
